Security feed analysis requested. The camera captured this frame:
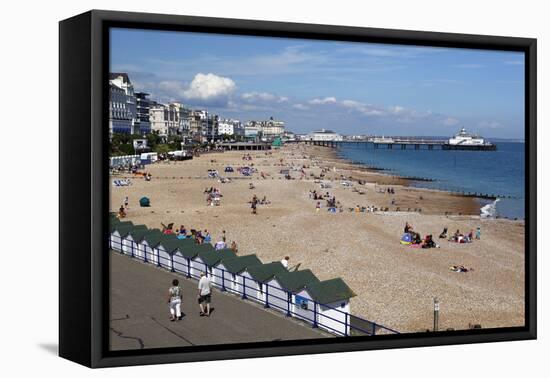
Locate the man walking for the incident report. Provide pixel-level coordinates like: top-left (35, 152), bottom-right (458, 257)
top-left (198, 272), bottom-right (212, 316)
top-left (167, 279), bottom-right (183, 321)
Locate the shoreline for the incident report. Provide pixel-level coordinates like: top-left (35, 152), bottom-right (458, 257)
top-left (328, 144), bottom-right (522, 220)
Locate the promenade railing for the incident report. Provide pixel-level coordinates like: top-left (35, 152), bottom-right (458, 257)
top-left (110, 236), bottom-right (399, 337)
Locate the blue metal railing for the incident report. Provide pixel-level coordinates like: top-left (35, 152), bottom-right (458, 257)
top-left (110, 235), bottom-right (399, 337)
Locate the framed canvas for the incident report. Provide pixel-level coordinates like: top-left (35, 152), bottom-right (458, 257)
top-left (59, 10), bottom-right (536, 368)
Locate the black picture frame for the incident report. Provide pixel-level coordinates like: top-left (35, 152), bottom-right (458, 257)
top-left (59, 9), bottom-right (537, 368)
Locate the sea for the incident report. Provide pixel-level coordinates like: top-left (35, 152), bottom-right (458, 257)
top-left (336, 141), bottom-right (525, 220)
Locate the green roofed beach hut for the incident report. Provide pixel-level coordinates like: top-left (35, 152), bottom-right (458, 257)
top-left (265, 269), bottom-right (320, 317)
top-left (156, 237), bottom-right (193, 271)
top-left (121, 227), bottom-right (156, 257)
top-left (110, 223), bottom-right (147, 251)
top-left (138, 229), bottom-right (165, 264)
top-left (215, 254), bottom-right (262, 295)
top-left (241, 262), bottom-right (288, 303)
top-left (295, 278), bottom-right (357, 335)
top-left (195, 248), bottom-right (236, 280)
top-left (188, 243), bottom-right (217, 279)
top-left (171, 239), bottom-right (203, 277)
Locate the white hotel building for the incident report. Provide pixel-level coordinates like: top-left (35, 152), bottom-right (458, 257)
top-left (305, 129), bottom-right (344, 141)
top-left (109, 73), bottom-right (137, 134)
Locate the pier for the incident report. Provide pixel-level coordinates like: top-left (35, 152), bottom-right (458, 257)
top-left (299, 139), bottom-right (496, 151)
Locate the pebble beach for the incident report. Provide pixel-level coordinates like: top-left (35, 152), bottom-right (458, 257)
top-left (110, 144), bottom-right (525, 333)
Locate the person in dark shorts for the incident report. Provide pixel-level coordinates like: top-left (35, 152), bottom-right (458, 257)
top-left (197, 272), bottom-right (212, 316)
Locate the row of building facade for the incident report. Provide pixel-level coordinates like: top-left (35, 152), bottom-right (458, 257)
top-left (109, 73), bottom-right (287, 143)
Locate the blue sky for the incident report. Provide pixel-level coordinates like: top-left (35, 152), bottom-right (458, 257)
top-left (110, 28), bottom-right (525, 138)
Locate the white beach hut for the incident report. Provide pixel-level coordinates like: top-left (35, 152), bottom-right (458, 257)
top-left (213, 255), bottom-right (262, 296)
top-left (193, 248), bottom-right (236, 288)
top-left (109, 222), bottom-right (137, 252)
top-left (138, 230), bottom-right (164, 265)
top-left (265, 269), bottom-right (319, 318)
top-left (242, 262), bottom-right (287, 304)
top-left (294, 278), bottom-right (356, 336)
top-left (121, 227), bottom-right (154, 258)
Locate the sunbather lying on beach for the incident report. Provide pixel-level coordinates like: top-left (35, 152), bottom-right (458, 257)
top-left (450, 265), bottom-right (473, 273)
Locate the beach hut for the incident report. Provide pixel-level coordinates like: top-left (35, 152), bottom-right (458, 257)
top-left (109, 222), bottom-right (142, 251)
top-left (294, 278), bottom-right (356, 335)
top-left (194, 248), bottom-right (237, 288)
top-left (241, 262), bottom-right (287, 304)
top-left (121, 227), bottom-right (154, 258)
top-left (171, 239), bottom-right (199, 277)
top-left (188, 244), bottom-right (216, 279)
top-left (155, 237), bottom-right (190, 271)
top-left (265, 269), bottom-right (320, 318)
top-left (214, 254), bottom-right (262, 296)
top-left (138, 229), bottom-right (165, 265)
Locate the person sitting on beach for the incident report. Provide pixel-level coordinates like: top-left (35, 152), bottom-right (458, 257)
top-left (179, 225), bottom-right (187, 236)
top-left (230, 240), bottom-right (238, 254)
top-left (439, 227), bottom-right (448, 239)
top-left (355, 205), bottom-right (361, 213)
top-left (412, 232), bottom-right (422, 244)
top-left (422, 235), bottom-right (437, 249)
top-left (118, 205), bottom-right (126, 219)
top-left (204, 230), bottom-right (212, 243)
top-left (215, 240), bottom-right (226, 250)
top-left (404, 222), bottom-right (413, 234)
top-left (316, 201), bottom-right (321, 212)
top-left (281, 256), bottom-right (290, 270)
top-left (476, 226), bottom-right (481, 240)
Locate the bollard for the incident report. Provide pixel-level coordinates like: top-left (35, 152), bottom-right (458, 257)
top-left (433, 298), bottom-right (440, 332)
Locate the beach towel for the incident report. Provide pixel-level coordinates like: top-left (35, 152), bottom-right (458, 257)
top-left (400, 233), bottom-right (412, 245)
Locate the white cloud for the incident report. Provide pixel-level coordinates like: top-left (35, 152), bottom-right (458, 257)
top-left (241, 92), bottom-right (289, 103)
top-left (183, 73), bottom-right (236, 101)
top-left (309, 97), bottom-right (337, 105)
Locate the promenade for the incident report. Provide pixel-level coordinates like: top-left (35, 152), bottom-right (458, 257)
top-left (110, 252), bottom-right (330, 351)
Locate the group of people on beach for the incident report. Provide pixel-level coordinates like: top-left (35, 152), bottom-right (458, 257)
top-left (439, 227), bottom-right (481, 243)
top-left (403, 222), bottom-right (438, 249)
top-left (204, 187), bottom-right (223, 206)
top-left (167, 272), bottom-right (214, 321)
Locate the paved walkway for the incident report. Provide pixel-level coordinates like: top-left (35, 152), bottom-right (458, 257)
top-left (110, 252), bottom-right (330, 350)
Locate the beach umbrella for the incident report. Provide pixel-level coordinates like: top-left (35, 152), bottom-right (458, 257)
top-left (139, 197), bottom-right (150, 207)
top-left (400, 233), bottom-right (412, 245)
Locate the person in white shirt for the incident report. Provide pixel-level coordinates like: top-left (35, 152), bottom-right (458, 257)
top-left (167, 279), bottom-right (183, 321)
top-left (281, 256), bottom-right (290, 270)
top-left (197, 273), bottom-right (212, 316)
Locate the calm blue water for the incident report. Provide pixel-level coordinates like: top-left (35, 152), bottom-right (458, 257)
top-left (337, 142), bottom-right (525, 219)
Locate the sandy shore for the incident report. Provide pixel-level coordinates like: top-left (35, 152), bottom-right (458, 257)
top-left (110, 144), bottom-right (525, 333)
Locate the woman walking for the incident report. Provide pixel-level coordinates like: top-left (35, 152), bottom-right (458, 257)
top-left (167, 279), bottom-right (183, 321)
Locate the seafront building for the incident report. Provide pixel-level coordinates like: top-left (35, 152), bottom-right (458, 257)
top-left (134, 92), bottom-right (151, 135)
top-left (108, 72), bottom-right (290, 142)
top-left (218, 119), bottom-right (245, 137)
top-left (305, 129), bottom-right (343, 142)
top-left (109, 73), bottom-right (137, 135)
top-left (149, 102), bottom-right (191, 137)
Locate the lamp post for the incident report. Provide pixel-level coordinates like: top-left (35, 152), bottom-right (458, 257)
top-left (433, 298), bottom-right (440, 332)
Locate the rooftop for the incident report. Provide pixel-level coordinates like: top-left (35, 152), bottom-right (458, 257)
top-left (246, 262), bottom-right (287, 283)
top-left (304, 278), bottom-right (357, 304)
top-left (197, 247), bottom-right (236, 267)
top-left (220, 254), bottom-right (262, 274)
top-left (272, 269), bottom-right (320, 292)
